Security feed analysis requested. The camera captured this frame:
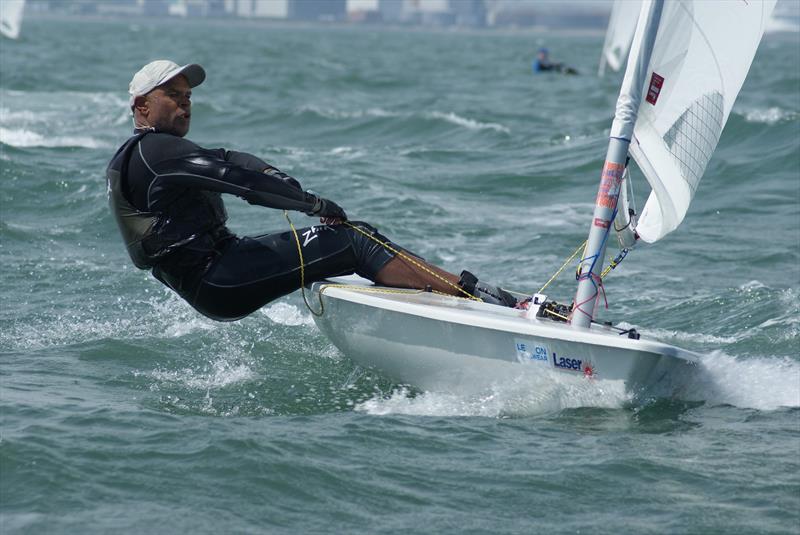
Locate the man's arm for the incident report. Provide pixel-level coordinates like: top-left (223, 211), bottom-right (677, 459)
top-left (222, 149), bottom-right (270, 172)
top-left (220, 149), bottom-right (304, 191)
top-left (141, 136), bottom-right (314, 213)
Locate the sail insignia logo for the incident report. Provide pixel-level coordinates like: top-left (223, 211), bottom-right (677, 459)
top-left (646, 72), bottom-right (665, 105)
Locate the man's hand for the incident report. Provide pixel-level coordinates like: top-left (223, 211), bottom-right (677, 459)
top-left (306, 195), bottom-right (347, 224)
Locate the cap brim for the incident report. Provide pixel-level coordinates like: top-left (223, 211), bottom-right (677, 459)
top-left (169, 63), bottom-right (205, 88)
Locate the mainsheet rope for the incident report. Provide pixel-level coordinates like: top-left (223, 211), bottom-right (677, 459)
top-left (285, 212), bottom-right (628, 318)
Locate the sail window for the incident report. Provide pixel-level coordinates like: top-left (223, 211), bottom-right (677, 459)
top-left (663, 91), bottom-right (724, 194)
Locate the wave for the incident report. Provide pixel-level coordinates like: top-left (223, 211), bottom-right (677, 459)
top-left (268, 145), bottom-right (368, 163)
top-left (0, 90), bottom-right (128, 149)
top-left (676, 351), bottom-right (800, 410)
top-left (357, 372), bottom-right (632, 418)
top-left (259, 302), bottom-right (315, 327)
top-left (355, 349), bottom-right (800, 418)
top-left (425, 111), bottom-right (511, 133)
top-left (296, 105), bottom-right (510, 133)
top-left (327, 146), bottom-right (367, 159)
top-left (0, 127), bottom-right (110, 149)
top-left (0, 291), bottom-right (221, 351)
top-left (297, 105), bottom-right (401, 120)
top-left (739, 106), bottom-right (798, 124)
top-left (137, 359), bottom-right (255, 391)
top-left (634, 325), bottom-right (740, 346)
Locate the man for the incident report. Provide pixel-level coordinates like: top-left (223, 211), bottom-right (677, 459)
top-left (532, 48), bottom-right (578, 75)
top-left (107, 60), bottom-right (516, 321)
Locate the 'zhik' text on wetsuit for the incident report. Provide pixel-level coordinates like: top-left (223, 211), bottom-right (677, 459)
top-left (106, 130), bottom-right (404, 321)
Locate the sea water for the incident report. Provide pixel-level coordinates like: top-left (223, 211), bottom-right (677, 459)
top-left (1, 17), bottom-right (798, 534)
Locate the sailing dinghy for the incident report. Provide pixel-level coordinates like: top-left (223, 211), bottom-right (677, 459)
top-left (311, 0), bottom-right (776, 396)
top-left (599, 0), bottom-right (641, 76)
top-left (0, 0), bottom-right (25, 40)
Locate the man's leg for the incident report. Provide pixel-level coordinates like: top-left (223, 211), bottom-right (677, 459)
top-left (373, 256), bottom-right (462, 295)
top-left (348, 222), bottom-right (518, 307)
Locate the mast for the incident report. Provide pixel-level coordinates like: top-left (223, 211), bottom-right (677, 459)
top-left (571, 0), bottom-right (663, 329)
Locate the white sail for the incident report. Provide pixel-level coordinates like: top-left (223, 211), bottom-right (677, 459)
top-left (621, 0), bottom-right (776, 243)
top-left (599, 0), bottom-right (641, 76)
top-left (0, 0), bottom-right (25, 40)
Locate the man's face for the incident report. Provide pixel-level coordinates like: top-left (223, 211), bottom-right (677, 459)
top-left (141, 75), bottom-right (192, 137)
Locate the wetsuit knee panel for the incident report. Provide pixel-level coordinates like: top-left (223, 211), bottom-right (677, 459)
top-left (345, 221), bottom-right (401, 280)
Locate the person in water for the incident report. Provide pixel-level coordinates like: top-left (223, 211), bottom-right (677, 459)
top-left (532, 48), bottom-right (578, 75)
top-left (107, 60), bottom-right (517, 321)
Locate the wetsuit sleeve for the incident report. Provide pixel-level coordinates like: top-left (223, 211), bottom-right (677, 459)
top-left (142, 136), bottom-right (315, 212)
top-left (221, 149), bottom-right (304, 191)
top-left (223, 150), bottom-right (270, 172)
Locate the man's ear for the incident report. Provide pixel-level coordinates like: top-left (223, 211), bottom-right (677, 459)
top-left (133, 95), bottom-right (148, 115)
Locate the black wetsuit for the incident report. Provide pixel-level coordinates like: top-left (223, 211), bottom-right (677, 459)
top-left (533, 60), bottom-right (578, 75)
top-left (106, 129), bottom-right (399, 321)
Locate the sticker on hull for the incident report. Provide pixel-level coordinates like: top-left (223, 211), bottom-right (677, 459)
top-left (552, 351), bottom-right (595, 377)
top-left (514, 339), bottom-right (550, 365)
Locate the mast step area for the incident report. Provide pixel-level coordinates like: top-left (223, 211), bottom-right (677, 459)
top-left (534, 300), bottom-right (573, 323)
top-left (527, 297), bottom-right (642, 340)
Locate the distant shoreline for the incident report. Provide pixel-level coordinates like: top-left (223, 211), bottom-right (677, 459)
top-left (25, 11), bottom-right (607, 38)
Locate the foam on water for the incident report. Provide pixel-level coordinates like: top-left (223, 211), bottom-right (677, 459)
top-left (142, 358), bottom-right (255, 390)
top-left (272, 145), bottom-right (369, 164)
top-left (636, 325), bottom-right (741, 346)
top-left (297, 105), bottom-right (401, 120)
top-left (295, 105), bottom-right (510, 133)
top-left (530, 202), bottom-right (595, 229)
top-left (327, 146), bottom-right (367, 159)
top-left (260, 302), bottom-right (315, 327)
top-left (0, 291), bottom-right (222, 351)
top-left (0, 90), bottom-right (127, 150)
top-left (0, 127), bottom-right (110, 149)
top-left (425, 111), bottom-right (510, 133)
top-left (677, 351), bottom-right (800, 410)
top-left (740, 106), bottom-right (798, 124)
top-left (354, 350), bottom-right (800, 417)
top-left (357, 372), bottom-right (631, 418)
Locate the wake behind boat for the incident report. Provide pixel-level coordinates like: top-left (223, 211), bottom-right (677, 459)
top-left (311, 0), bottom-right (776, 397)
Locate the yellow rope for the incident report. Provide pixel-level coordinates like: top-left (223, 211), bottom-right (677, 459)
top-left (542, 308), bottom-right (570, 322)
top-left (285, 211), bottom-right (325, 316)
top-left (284, 214), bottom-right (486, 318)
top-left (537, 240), bottom-right (587, 294)
top-left (287, 211), bottom-right (624, 317)
top-left (342, 221), bottom-right (481, 302)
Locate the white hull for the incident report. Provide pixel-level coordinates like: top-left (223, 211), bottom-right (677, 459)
top-left (311, 276), bottom-right (699, 396)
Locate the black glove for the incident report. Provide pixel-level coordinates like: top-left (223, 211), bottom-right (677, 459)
top-left (306, 194), bottom-right (348, 221)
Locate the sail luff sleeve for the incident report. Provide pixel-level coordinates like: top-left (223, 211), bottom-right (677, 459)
top-left (610, 0), bottom-right (663, 142)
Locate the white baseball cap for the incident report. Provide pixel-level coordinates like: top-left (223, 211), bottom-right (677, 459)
top-left (128, 60), bottom-right (205, 107)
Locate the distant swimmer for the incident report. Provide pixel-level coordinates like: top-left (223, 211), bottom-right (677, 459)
top-left (532, 48), bottom-right (578, 75)
top-left (106, 60), bottom-right (518, 321)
